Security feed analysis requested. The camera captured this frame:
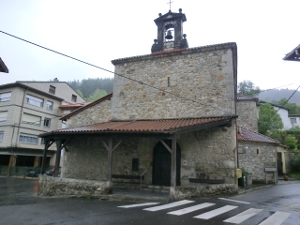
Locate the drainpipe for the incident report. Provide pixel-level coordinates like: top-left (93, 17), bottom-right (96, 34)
top-left (15, 88), bottom-right (27, 146)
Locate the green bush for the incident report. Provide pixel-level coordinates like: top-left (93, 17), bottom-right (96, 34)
top-left (291, 154), bottom-right (300, 171)
top-left (285, 136), bottom-right (297, 150)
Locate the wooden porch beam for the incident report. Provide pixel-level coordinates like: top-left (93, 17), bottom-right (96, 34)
top-left (40, 140), bottom-right (53, 174)
top-left (54, 139), bottom-right (62, 177)
top-left (160, 140), bottom-right (172, 153)
top-left (170, 137), bottom-right (177, 199)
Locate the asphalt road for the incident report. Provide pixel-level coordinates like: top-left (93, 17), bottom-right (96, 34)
top-left (0, 177), bottom-right (299, 225)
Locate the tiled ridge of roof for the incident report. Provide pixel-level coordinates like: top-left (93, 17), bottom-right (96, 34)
top-left (111, 42), bottom-right (237, 65)
top-left (237, 127), bottom-right (287, 148)
top-left (60, 93), bottom-right (112, 120)
top-left (43, 116), bottom-right (235, 136)
top-left (237, 96), bottom-right (258, 102)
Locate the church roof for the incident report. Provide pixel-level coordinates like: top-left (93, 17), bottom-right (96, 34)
top-left (40, 116), bottom-right (236, 137)
top-left (112, 42), bottom-right (237, 65)
top-left (60, 93), bottom-right (113, 120)
top-left (237, 126), bottom-right (287, 148)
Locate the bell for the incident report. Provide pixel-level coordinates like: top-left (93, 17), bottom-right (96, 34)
top-left (165, 30), bottom-right (173, 40)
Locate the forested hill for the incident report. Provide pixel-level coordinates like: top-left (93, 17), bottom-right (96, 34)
top-left (68, 78), bottom-right (114, 101)
top-left (68, 78), bottom-right (300, 105)
top-left (259, 89), bottom-right (300, 105)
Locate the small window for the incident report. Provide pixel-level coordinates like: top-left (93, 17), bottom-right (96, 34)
top-left (46, 101), bottom-right (53, 110)
top-left (19, 133), bottom-right (38, 145)
top-left (132, 158), bottom-right (139, 171)
top-left (290, 118), bottom-right (296, 124)
top-left (49, 85), bottom-right (56, 94)
top-left (0, 92), bottom-right (11, 102)
top-left (25, 94), bottom-right (44, 108)
top-left (71, 94), bottom-right (77, 102)
top-left (0, 131), bottom-right (3, 141)
top-left (256, 149), bottom-right (260, 155)
top-left (41, 138), bottom-right (45, 145)
top-left (0, 111), bottom-right (8, 121)
top-left (22, 113), bottom-right (41, 126)
top-left (43, 118), bottom-right (51, 127)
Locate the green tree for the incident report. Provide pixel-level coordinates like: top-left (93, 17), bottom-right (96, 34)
top-left (258, 103), bottom-right (283, 135)
top-left (273, 98), bottom-right (300, 114)
top-left (284, 136), bottom-right (297, 149)
top-left (87, 89), bottom-right (107, 101)
top-left (238, 80), bottom-right (261, 97)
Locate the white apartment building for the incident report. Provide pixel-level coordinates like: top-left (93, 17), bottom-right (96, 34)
top-left (0, 81), bottom-right (85, 175)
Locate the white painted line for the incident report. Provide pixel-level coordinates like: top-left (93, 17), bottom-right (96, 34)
top-left (258, 211), bottom-right (291, 225)
top-left (167, 202), bottom-right (215, 216)
top-left (143, 200), bottom-right (194, 212)
top-left (194, 205), bottom-right (238, 220)
top-left (218, 198), bottom-right (251, 205)
top-left (118, 202), bottom-right (160, 208)
top-left (223, 208), bottom-right (263, 224)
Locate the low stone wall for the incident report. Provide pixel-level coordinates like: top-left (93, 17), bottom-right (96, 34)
top-left (38, 175), bottom-right (110, 197)
top-left (173, 184), bottom-right (238, 200)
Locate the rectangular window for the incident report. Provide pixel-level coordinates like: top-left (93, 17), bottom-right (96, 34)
top-left (43, 118), bottom-right (51, 127)
top-left (22, 113), bottom-right (41, 126)
top-left (0, 131), bottom-right (3, 141)
top-left (25, 94), bottom-right (44, 108)
top-left (49, 85), bottom-right (56, 94)
top-left (0, 92), bottom-right (11, 102)
top-left (19, 133), bottom-right (38, 145)
top-left (0, 111), bottom-right (8, 121)
top-left (290, 118), bottom-right (297, 124)
top-left (41, 138), bottom-right (45, 145)
top-left (71, 94), bottom-right (77, 102)
top-left (46, 101), bottom-right (53, 110)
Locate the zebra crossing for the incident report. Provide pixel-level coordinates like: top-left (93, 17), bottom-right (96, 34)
top-left (118, 199), bottom-right (291, 224)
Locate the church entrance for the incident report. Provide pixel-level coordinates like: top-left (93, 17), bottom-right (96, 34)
top-left (152, 140), bottom-right (181, 186)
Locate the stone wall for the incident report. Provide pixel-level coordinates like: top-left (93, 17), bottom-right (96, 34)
top-left (238, 141), bottom-right (277, 182)
top-left (61, 124), bottom-right (238, 196)
top-left (236, 100), bottom-right (258, 131)
top-left (111, 46), bottom-right (236, 120)
top-left (38, 175), bottom-right (109, 197)
top-left (67, 99), bottom-right (111, 128)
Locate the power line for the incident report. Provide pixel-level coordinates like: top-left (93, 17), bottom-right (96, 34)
top-left (0, 30), bottom-right (209, 107)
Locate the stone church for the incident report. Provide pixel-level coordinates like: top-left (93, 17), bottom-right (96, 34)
top-left (39, 9), bottom-right (239, 199)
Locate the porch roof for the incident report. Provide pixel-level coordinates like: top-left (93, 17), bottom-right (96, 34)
top-left (237, 127), bottom-right (288, 148)
top-left (40, 116), bottom-right (237, 138)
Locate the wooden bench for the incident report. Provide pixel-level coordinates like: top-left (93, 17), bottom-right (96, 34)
top-left (112, 174), bottom-right (144, 184)
top-left (189, 178), bottom-right (225, 184)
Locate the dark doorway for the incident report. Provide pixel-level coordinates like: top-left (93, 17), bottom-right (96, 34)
top-left (277, 153), bottom-right (283, 175)
top-left (152, 140), bottom-right (181, 186)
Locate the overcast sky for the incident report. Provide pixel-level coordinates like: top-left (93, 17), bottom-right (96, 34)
top-left (1, 0), bottom-right (299, 90)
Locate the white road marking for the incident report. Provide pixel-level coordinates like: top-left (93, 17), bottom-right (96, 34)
top-left (223, 208), bottom-right (263, 224)
top-left (143, 200), bottom-right (194, 212)
top-left (194, 205), bottom-right (238, 220)
top-left (218, 198), bottom-right (251, 205)
top-left (258, 211), bottom-right (291, 225)
top-left (167, 202), bottom-right (215, 216)
top-left (118, 202), bottom-right (160, 208)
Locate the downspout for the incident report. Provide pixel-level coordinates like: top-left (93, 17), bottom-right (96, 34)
top-left (15, 88), bottom-right (28, 146)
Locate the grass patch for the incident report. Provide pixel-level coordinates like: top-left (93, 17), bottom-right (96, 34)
top-left (289, 171), bottom-right (300, 180)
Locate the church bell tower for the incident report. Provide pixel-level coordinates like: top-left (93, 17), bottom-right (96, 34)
top-left (151, 8), bottom-right (188, 53)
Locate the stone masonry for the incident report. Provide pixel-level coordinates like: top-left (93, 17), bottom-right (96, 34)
top-left (111, 44), bottom-right (237, 120)
top-left (236, 98), bottom-right (258, 131)
top-left (238, 142), bottom-right (277, 183)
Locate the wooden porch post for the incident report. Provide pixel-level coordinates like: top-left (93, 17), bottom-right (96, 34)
top-left (107, 138), bottom-right (113, 193)
top-left (102, 138), bottom-right (122, 194)
top-left (40, 140), bottom-right (50, 174)
top-left (170, 137), bottom-right (177, 199)
top-left (54, 139), bottom-right (62, 177)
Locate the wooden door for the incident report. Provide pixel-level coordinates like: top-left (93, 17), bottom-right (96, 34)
top-left (152, 140), bottom-right (181, 186)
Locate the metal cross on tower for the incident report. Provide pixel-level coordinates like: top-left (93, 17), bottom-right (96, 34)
top-left (167, 0), bottom-right (173, 11)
